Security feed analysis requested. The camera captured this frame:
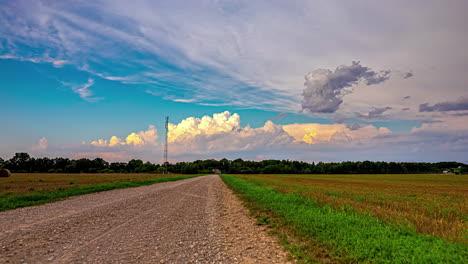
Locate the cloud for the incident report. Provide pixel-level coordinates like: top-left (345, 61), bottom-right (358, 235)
top-left (90, 139), bottom-right (108, 147)
top-left (301, 61), bottom-right (391, 113)
top-left (109, 136), bottom-right (123, 147)
top-left (0, 54), bottom-right (69, 68)
top-left (169, 119), bottom-right (295, 154)
top-left (333, 116), bottom-right (349, 124)
top-left (83, 111), bottom-right (397, 158)
top-left (51, 111), bottom-right (468, 162)
top-left (346, 123), bottom-right (364, 131)
top-left (172, 98), bottom-right (197, 103)
top-left (68, 78), bottom-right (103, 102)
top-left (32, 137), bottom-right (48, 151)
top-left (419, 97), bottom-right (468, 112)
top-left (356, 107), bottom-right (392, 120)
top-left (402, 72), bottom-right (413, 79)
top-left (168, 111), bottom-right (241, 143)
top-left (52, 60), bottom-right (68, 67)
top-left (90, 125), bottom-right (158, 148)
top-left (2, 1), bottom-right (466, 118)
top-left (166, 112), bottom-right (290, 154)
top-left (283, 123), bottom-right (391, 145)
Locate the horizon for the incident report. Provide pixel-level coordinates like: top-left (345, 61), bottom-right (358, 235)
top-left (2, 152), bottom-right (467, 166)
top-left (1, 1), bottom-right (467, 163)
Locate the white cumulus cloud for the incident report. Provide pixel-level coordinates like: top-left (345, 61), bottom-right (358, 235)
top-left (90, 125), bottom-right (158, 148)
top-left (32, 137), bottom-right (48, 151)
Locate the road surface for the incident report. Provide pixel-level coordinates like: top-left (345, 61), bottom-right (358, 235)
top-left (0, 175), bottom-right (291, 263)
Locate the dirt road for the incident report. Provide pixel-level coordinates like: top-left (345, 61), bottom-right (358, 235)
top-left (0, 175), bottom-right (291, 263)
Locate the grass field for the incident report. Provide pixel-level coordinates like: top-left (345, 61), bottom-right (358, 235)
top-left (222, 174), bottom-right (467, 263)
top-left (0, 173), bottom-right (195, 211)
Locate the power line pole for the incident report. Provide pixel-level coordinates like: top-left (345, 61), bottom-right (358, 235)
top-left (164, 116), bottom-right (169, 174)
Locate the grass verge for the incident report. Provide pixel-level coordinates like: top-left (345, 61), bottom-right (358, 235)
top-left (0, 175), bottom-right (198, 211)
top-left (221, 175), bottom-right (467, 263)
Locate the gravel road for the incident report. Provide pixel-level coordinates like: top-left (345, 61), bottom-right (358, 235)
top-left (0, 175), bottom-right (292, 263)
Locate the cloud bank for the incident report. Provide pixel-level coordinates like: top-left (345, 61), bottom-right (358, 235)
top-left (32, 111), bottom-right (468, 162)
top-left (78, 111), bottom-right (399, 160)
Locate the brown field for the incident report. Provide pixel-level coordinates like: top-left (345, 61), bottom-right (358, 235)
top-left (0, 173), bottom-right (189, 198)
top-left (234, 174), bottom-right (468, 244)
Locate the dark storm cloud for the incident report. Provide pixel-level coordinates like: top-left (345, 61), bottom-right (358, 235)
top-left (419, 97), bottom-right (468, 112)
top-left (356, 107), bottom-right (392, 120)
top-left (301, 61), bottom-right (391, 113)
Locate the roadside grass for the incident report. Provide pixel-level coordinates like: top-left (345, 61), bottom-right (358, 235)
top-left (221, 175), bottom-right (467, 263)
top-left (234, 174), bottom-right (468, 244)
top-left (0, 175), bottom-right (198, 211)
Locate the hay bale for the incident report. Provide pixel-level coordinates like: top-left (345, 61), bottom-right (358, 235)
top-left (0, 169), bottom-right (11, 177)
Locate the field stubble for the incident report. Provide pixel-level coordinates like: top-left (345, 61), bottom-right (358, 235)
top-left (222, 174), bottom-right (467, 263)
top-left (0, 173), bottom-right (194, 211)
top-left (233, 174), bottom-right (467, 244)
top-left (0, 173), bottom-right (190, 198)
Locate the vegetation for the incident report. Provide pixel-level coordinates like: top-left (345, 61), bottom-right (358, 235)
top-left (221, 175), bottom-right (467, 263)
top-left (0, 174), bottom-right (197, 211)
top-left (1, 153), bottom-right (466, 174)
top-left (233, 174), bottom-right (468, 243)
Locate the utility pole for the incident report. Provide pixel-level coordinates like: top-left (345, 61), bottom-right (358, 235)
top-left (164, 116), bottom-right (169, 174)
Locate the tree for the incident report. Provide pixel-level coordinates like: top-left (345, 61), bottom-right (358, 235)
top-left (8, 153), bottom-right (33, 172)
top-left (54, 158), bottom-right (71, 172)
top-left (127, 159), bottom-right (144, 172)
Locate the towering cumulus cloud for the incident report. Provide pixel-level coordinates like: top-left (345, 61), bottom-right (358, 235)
top-left (168, 111), bottom-right (241, 143)
top-left (302, 61), bottom-right (391, 113)
top-left (167, 111), bottom-right (294, 154)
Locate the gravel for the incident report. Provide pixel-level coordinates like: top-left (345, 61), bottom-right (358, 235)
top-left (0, 175), bottom-right (292, 263)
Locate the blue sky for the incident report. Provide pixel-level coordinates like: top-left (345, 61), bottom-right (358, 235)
top-left (1, 0), bottom-right (467, 163)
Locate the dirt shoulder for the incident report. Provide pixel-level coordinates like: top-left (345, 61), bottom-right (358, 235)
top-left (0, 175), bottom-right (291, 263)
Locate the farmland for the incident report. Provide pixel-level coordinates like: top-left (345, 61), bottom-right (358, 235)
top-left (0, 173), bottom-right (194, 211)
top-left (222, 174), bottom-right (467, 263)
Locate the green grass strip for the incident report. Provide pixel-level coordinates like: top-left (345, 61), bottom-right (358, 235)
top-left (0, 175), bottom-right (198, 212)
top-left (221, 175), bottom-right (467, 263)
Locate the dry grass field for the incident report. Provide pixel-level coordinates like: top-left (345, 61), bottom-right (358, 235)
top-left (0, 173), bottom-right (189, 198)
top-left (233, 174), bottom-right (468, 244)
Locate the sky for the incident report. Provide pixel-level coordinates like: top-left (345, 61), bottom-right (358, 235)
top-left (1, 0), bottom-right (468, 163)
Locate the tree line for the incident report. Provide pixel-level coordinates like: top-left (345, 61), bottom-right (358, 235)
top-left (0, 153), bottom-right (466, 174)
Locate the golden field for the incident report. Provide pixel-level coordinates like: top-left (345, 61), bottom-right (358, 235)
top-left (233, 174), bottom-right (468, 244)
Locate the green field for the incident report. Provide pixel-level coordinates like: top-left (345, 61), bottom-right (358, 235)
top-left (221, 174), bottom-right (467, 263)
top-left (0, 173), bottom-right (196, 211)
